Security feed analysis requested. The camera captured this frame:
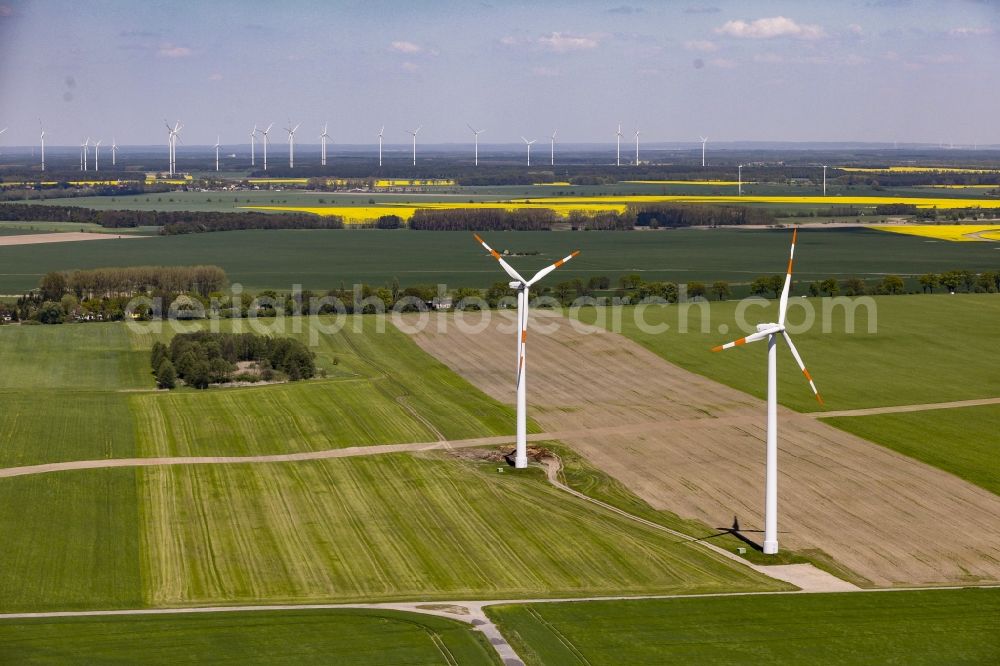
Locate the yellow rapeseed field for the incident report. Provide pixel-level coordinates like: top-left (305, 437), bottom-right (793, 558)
top-left (874, 225), bottom-right (1000, 242)
top-left (374, 179), bottom-right (456, 187)
top-left (839, 166), bottom-right (1000, 174)
top-left (621, 180), bottom-right (745, 185)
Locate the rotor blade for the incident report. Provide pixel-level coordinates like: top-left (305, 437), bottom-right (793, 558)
top-left (711, 325), bottom-right (782, 352)
top-left (526, 250), bottom-right (580, 286)
top-left (473, 233), bottom-right (526, 283)
top-left (781, 330), bottom-right (823, 404)
top-left (778, 227), bottom-right (798, 325)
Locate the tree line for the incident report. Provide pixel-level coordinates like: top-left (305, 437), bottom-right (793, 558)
top-left (151, 331), bottom-right (316, 389)
top-left (41, 266), bottom-right (227, 299)
top-left (0, 204), bottom-right (340, 232)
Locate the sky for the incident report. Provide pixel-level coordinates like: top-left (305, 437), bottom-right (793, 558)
top-left (0, 0), bottom-right (998, 147)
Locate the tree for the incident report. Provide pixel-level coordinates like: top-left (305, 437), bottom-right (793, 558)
top-left (958, 270), bottom-right (976, 293)
top-left (188, 360), bottom-right (211, 389)
top-left (767, 275), bottom-right (784, 298)
top-left (808, 281), bottom-right (821, 297)
top-left (36, 301), bottom-right (64, 324)
top-left (39, 272), bottom-right (67, 301)
top-left (620, 274), bottom-right (643, 290)
top-left (842, 277), bottom-right (867, 296)
top-left (151, 342), bottom-right (168, 371)
top-left (750, 276), bottom-right (771, 297)
top-left (711, 281), bottom-right (731, 301)
top-left (978, 271), bottom-right (997, 293)
top-left (588, 276), bottom-right (611, 290)
top-left (938, 270), bottom-right (962, 293)
top-left (687, 281), bottom-right (707, 300)
top-left (918, 273), bottom-right (939, 294)
top-left (553, 281), bottom-right (575, 304)
top-left (881, 275), bottom-right (905, 295)
top-left (156, 359), bottom-right (176, 389)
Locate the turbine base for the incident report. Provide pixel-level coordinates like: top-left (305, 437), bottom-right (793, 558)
top-left (763, 540), bottom-right (779, 555)
top-left (514, 455), bottom-right (528, 469)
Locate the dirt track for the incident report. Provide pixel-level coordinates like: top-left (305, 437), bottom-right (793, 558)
top-left (0, 232), bottom-right (145, 246)
top-left (405, 311), bottom-right (1000, 587)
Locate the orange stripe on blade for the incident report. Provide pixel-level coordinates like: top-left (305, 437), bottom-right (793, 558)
top-left (787, 259), bottom-right (794, 274)
top-left (815, 393), bottom-right (824, 405)
top-left (792, 228), bottom-right (798, 244)
top-left (711, 345), bottom-right (724, 352)
top-left (490, 249), bottom-right (501, 259)
top-left (521, 330), bottom-right (527, 342)
top-left (802, 368), bottom-right (813, 381)
top-left (473, 233), bottom-right (484, 244)
top-left (554, 259), bottom-right (564, 267)
top-left (734, 337), bottom-right (747, 346)
top-left (570, 250), bottom-right (580, 258)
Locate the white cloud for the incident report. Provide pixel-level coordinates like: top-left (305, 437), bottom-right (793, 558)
top-left (848, 23), bottom-right (863, 35)
top-left (391, 40), bottom-right (423, 53)
top-left (683, 39), bottom-right (718, 52)
top-left (531, 66), bottom-right (560, 77)
top-left (949, 27), bottom-right (992, 37)
top-left (157, 43), bottom-right (192, 58)
top-left (500, 35), bottom-right (521, 46)
top-left (709, 57), bottom-right (737, 68)
top-left (753, 53), bottom-right (784, 63)
top-left (401, 61), bottom-right (420, 72)
top-left (715, 16), bottom-right (824, 40)
top-left (537, 32), bottom-right (600, 52)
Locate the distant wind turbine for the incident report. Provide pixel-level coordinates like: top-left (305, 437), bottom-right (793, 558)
top-left (467, 124), bottom-right (484, 166)
top-left (616, 122), bottom-right (622, 166)
top-left (214, 136), bottom-right (221, 172)
top-left (0, 127), bottom-right (6, 157)
top-left (738, 164), bottom-right (743, 196)
top-left (93, 139), bottom-right (102, 172)
top-left (285, 120), bottom-right (301, 168)
top-left (249, 124), bottom-right (258, 167)
top-left (634, 128), bottom-right (640, 165)
top-left (378, 126), bottom-right (384, 167)
top-left (39, 125), bottom-right (45, 171)
top-left (699, 136), bottom-right (708, 167)
top-left (111, 137), bottom-right (118, 166)
top-left (320, 123), bottom-right (331, 166)
top-left (81, 137), bottom-right (90, 171)
top-left (822, 165), bottom-right (828, 196)
top-left (164, 120), bottom-right (182, 175)
top-left (550, 130), bottom-right (557, 166)
top-left (521, 136), bottom-right (536, 166)
top-left (259, 123), bottom-right (273, 171)
top-left (407, 126), bottom-right (421, 166)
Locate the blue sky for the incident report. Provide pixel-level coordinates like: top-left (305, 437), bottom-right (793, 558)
top-left (0, 0), bottom-right (997, 146)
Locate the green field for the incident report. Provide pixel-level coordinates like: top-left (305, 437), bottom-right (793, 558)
top-left (487, 588), bottom-right (1000, 665)
top-left (1, 227), bottom-right (1000, 293)
top-left (0, 469), bottom-right (142, 611)
top-left (0, 221), bottom-right (156, 235)
top-left (824, 404), bottom-right (1000, 495)
top-left (0, 609), bottom-right (500, 665)
top-left (575, 294), bottom-right (1000, 412)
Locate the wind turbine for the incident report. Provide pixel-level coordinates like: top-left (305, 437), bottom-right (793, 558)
top-left (634, 128), bottom-right (640, 165)
top-left (378, 126), bottom-right (384, 167)
top-left (214, 136), bottom-right (221, 172)
top-left (82, 137), bottom-right (90, 171)
top-left (699, 136), bottom-right (708, 167)
top-left (164, 120), bottom-right (181, 175)
top-left (39, 125), bottom-right (45, 171)
top-left (249, 124), bottom-right (258, 167)
top-left (550, 130), bottom-right (556, 166)
top-left (738, 164), bottom-right (743, 196)
top-left (467, 124), bottom-right (484, 166)
top-left (93, 139), bottom-right (102, 172)
top-left (407, 126), bottom-right (421, 166)
top-left (473, 234), bottom-right (580, 469)
top-left (259, 123), bottom-right (273, 171)
top-left (822, 165), bottom-right (828, 196)
top-left (320, 123), bottom-right (331, 166)
top-left (285, 120), bottom-right (301, 168)
top-left (521, 136), bottom-right (536, 166)
top-left (711, 228), bottom-right (822, 555)
top-left (111, 137), bottom-right (118, 166)
top-left (0, 127), bottom-right (6, 157)
top-left (616, 122), bottom-right (622, 166)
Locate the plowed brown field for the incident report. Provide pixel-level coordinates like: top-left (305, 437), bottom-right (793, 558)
top-left (404, 311), bottom-right (1000, 587)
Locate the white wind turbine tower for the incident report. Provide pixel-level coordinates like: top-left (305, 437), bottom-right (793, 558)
top-left (473, 234), bottom-right (580, 469)
top-left (738, 164), bottom-right (743, 196)
top-left (320, 124), bottom-right (331, 166)
top-left (39, 125), bottom-right (46, 171)
top-left (81, 137), bottom-right (90, 171)
top-left (616, 122), bottom-right (622, 166)
top-left (249, 124), bottom-right (258, 167)
top-left (549, 130), bottom-right (556, 166)
top-left (699, 136), bottom-right (708, 167)
top-left (407, 126), bottom-right (422, 166)
top-left (93, 139), bottom-right (102, 172)
top-left (378, 126), bottom-right (384, 167)
top-left (712, 228), bottom-right (822, 555)
top-left (259, 123), bottom-right (273, 171)
top-left (285, 120), bottom-right (301, 168)
top-left (214, 136), bottom-right (221, 172)
top-left (822, 165), bottom-right (828, 196)
top-left (467, 124), bottom-right (484, 166)
top-left (164, 120), bottom-right (181, 175)
top-left (0, 127), bottom-right (6, 157)
top-left (111, 137), bottom-right (118, 166)
top-left (634, 128), bottom-right (640, 165)
top-left (521, 136), bottom-right (536, 166)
